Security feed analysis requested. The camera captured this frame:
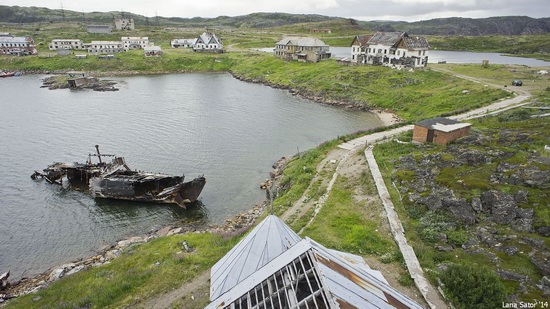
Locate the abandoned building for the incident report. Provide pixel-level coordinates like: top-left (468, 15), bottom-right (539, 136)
top-left (274, 37), bottom-right (331, 63)
top-left (86, 25), bottom-right (113, 34)
top-left (83, 41), bottom-right (123, 54)
top-left (0, 35), bottom-right (37, 56)
top-left (351, 32), bottom-right (430, 68)
top-left (206, 215), bottom-right (422, 309)
top-left (144, 46), bottom-right (163, 57)
top-left (413, 117), bottom-right (471, 145)
top-left (121, 37), bottom-right (150, 51)
top-left (193, 31), bottom-right (224, 53)
top-left (48, 39), bottom-right (84, 50)
top-left (113, 18), bottom-right (135, 31)
top-left (170, 38), bottom-right (198, 48)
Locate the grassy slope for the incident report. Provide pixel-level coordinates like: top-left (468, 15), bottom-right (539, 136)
top-left (6, 233), bottom-right (237, 308)
top-left (371, 63), bottom-right (550, 306)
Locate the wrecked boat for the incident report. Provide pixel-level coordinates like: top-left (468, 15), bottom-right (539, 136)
top-left (31, 145), bottom-right (206, 208)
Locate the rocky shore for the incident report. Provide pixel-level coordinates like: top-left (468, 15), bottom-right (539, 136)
top-left (0, 156), bottom-right (288, 304)
top-left (230, 73), bottom-right (402, 126)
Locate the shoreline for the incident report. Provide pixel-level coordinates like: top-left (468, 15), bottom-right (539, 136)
top-left (0, 71), bottom-right (399, 301)
top-left (27, 68), bottom-right (403, 127)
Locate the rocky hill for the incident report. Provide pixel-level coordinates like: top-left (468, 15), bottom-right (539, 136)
top-left (1, 5), bottom-right (549, 35)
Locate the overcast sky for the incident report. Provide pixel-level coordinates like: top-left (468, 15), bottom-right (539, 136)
top-left (3, 0), bottom-right (549, 22)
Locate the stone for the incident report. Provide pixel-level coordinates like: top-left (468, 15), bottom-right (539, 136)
top-left (514, 190), bottom-right (529, 204)
top-left (497, 246), bottom-right (519, 256)
top-left (481, 190), bottom-right (518, 224)
top-left (497, 269), bottom-right (526, 281)
top-left (48, 268), bottom-right (64, 282)
top-left (536, 226), bottom-right (550, 237)
top-left (65, 265), bottom-right (85, 276)
top-left (156, 226), bottom-right (172, 237)
top-left (435, 245), bottom-right (453, 252)
top-left (117, 236), bottom-right (145, 247)
top-left (167, 227), bottom-right (183, 236)
top-left (532, 255), bottom-right (550, 277)
top-left (471, 197), bottom-right (483, 212)
top-left (443, 197), bottom-right (476, 225)
top-left (105, 249), bottom-right (122, 260)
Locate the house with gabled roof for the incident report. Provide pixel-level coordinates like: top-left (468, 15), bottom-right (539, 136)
top-left (206, 215), bottom-right (423, 309)
top-left (193, 31), bottom-right (223, 53)
top-left (274, 37), bottom-right (331, 63)
top-left (351, 32), bottom-right (430, 68)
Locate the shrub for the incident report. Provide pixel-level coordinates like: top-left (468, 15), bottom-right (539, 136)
top-left (439, 263), bottom-right (507, 309)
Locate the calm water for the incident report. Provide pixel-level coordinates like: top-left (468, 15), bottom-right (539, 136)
top-left (0, 73), bottom-right (382, 280)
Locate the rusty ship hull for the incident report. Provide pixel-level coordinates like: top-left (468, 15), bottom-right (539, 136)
top-left (32, 146), bottom-right (205, 208)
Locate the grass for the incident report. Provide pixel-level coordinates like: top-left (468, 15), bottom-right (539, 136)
top-left (301, 176), bottom-right (399, 257)
top-left (5, 233), bottom-right (237, 309)
top-left (372, 104), bottom-right (550, 305)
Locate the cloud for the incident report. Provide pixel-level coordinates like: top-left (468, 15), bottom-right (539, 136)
top-left (2, 0), bottom-right (548, 21)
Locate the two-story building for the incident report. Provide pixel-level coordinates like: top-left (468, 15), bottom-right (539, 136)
top-left (193, 31), bottom-right (223, 53)
top-left (274, 37), bottom-right (331, 62)
top-left (0, 35), bottom-right (37, 56)
top-left (48, 39), bottom-right (84, 50)
top-left (84, 41), bottom-right (123, 54)
top-left (121, 37), bottom-right (150, 51)
top-left (351, 32), bottom-right (430, 68)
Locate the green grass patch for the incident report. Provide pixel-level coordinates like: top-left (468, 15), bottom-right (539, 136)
top-left (5, 233), bottom-right (237, 309)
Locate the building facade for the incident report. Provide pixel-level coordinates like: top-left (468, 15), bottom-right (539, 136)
top-left (274, 37), bottom-right (331, 62)
top-left (413, 117), bottom-right (471, 145)
top-left (171, 38), bottom-right (197, 48)
top-left (49, 39), bottom-right (84, 50)
top-left (351, 32), bottom-right (430, 68)
top-left (87, 25), bottom-right (113, 34)
top-left (193, 31), bottom-right (223, 52)
top-left (121, 37), bottom-right (150, 51)
top-left (0, 35), bottom-right (37, 56)
top-left (113, 18), bottom-right (135, 30)
top-left (84, 41), bottom-right (123, 54)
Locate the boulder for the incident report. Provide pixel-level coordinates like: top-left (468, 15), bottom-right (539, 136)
top-left (48, 268), bottom-right (64, 282)
top-left (443, 197), bottom-right (476, 225)
top-left (532, 255), bottom-right (550, 277)
top-left (536, 226), bottom-right (550, 237)
top-left (481, 190), bottom-right (518, 224)
top-left (471, 197), bottom-right (483, 212)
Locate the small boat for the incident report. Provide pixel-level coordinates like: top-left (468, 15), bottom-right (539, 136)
top-left (31, 145), bottom-right (206, 208)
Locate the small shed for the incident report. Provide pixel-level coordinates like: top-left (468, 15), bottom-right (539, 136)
top-left (413, 117), bottom-right (471, 145)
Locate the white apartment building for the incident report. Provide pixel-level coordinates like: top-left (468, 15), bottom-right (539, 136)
top-left (49, 39), bottom-right (84, 50)
top-left (121, 37), bottom-right (150, 51)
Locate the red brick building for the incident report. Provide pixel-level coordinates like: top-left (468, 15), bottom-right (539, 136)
top-left (413, 117), bottom-right (471, 145)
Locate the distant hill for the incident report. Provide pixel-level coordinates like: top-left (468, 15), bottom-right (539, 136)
top-left (1, 5), bottom-right (549, 35)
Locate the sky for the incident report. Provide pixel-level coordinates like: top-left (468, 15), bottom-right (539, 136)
top-left (2, 0), bottom-right (549, 22)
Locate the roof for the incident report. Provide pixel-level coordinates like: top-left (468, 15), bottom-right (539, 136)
top-left (415, 117), bottom-right (471, 132)
top-left (0, 36), bottom-right (31, 43)
top-left (209, 215), bottom-right (302, 300)
top-left (207, 215), bottom-right (422, 309)
top-left (367, 32), bottom-right (430, 50)
top-left (197, 32), bottom-right (222, 45)
top-left (368, 32), bottom-right (405, 46)
top-left (351, 35), bottom-right (372, 47)
top-left (276, 36), bottom-right (328, 47)
top-left (403, 35), bottom-right (430, 50)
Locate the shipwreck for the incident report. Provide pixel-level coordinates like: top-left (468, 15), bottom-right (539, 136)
top-left (31, 145), bottom-right (206, 208)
